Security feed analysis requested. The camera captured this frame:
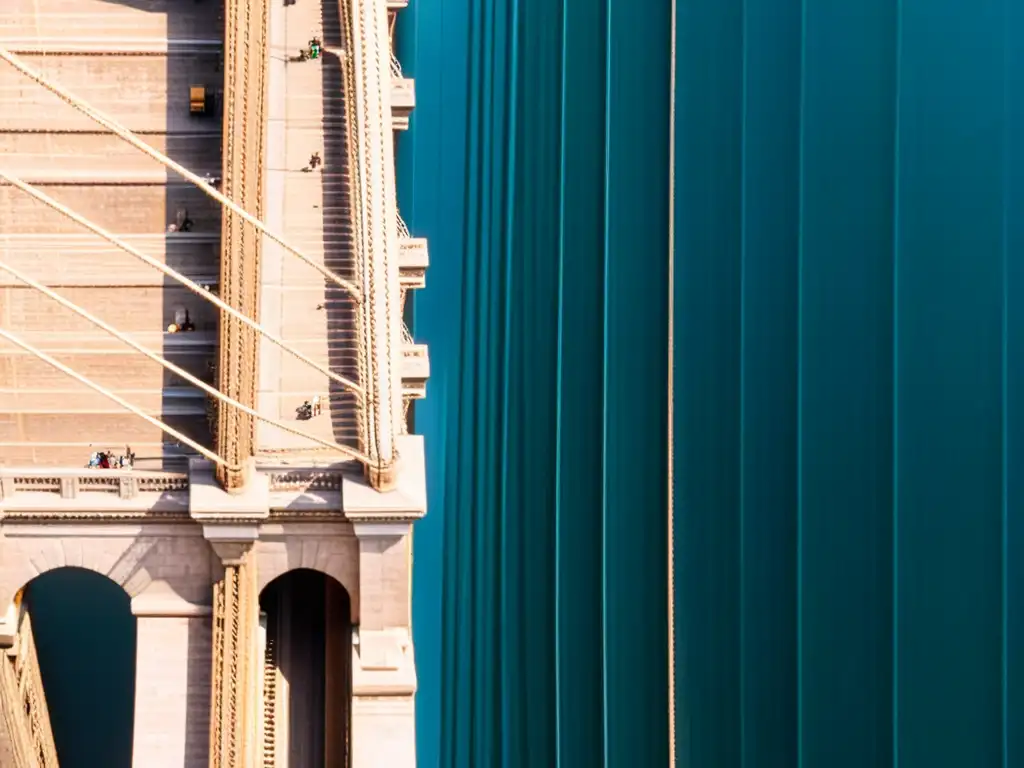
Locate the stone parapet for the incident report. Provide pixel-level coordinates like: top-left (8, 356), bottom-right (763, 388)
top-left (0, 468), bottom-right (190, 516)
top-left (0, 435), bottom-right (427, 523)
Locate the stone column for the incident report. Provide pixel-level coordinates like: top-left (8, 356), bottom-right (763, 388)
top-left (353, 523), bottom-right (410, 633)
top-left (351, 696), bottom-right (416, 766)
top-left (130, 594), bottom-right (212, 768)
top-left (207, 536), bottom-right (261, 768)
top-left (350, 0), bottom-right (403, 489)
top-left (350, 523), bottom-right (416, 767)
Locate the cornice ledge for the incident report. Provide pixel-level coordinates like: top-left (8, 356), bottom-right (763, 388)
top-left (342, 436), bottom-right (427, 521)
top-left (188, 459), bottom-right (270, 530)
top-left (206, 539), bottom-right (255, 566)
top-left (0, 495), bottom-right (188, 516)
top-left (347, 514), bottom-right (420, 527)
top-left (0, 510), bottom-right (190, 522)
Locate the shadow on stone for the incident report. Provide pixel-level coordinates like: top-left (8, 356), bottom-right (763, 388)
top-left (321, 0), bottom-right (362, 450)
top-left (260, 568), bottom-right (351, 766)
top-left (99, 0), bottom-right (225, 470)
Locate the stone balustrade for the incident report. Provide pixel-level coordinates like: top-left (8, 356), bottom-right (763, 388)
top-left (0, 435), bottom-right (427, 520)
top-left (0, 469), bottom-right (188, 501)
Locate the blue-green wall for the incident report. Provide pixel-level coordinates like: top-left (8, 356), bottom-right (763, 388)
top-left (403, 0), bottom-right (1024, 765)
top-left (28, 570), bottom-right (136, 768)
top-left (398, 0), bottom-right (671, 765)
top-left (673, 0), bottom-right (1024, 766)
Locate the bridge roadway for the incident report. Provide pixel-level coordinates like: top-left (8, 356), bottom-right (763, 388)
top-left (0, 0), bottom-right (425, 471)
top-left (0, 0), bottom-right (224, 469)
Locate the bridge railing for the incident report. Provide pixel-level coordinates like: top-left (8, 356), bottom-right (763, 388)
top-left (0, 469), bottom-right (189, 502)
top-left (0, 466), bottom-right (378, 505)
top-left (390, 52), bottom-right (413, 93)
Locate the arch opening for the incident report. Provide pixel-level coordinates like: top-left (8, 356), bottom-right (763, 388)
top-left (25, 567), bottom-right (136, 768)
top-left (259, 568), bottom-right (352, 768)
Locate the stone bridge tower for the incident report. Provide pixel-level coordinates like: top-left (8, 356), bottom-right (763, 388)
top-left (0, 0), bottom-right (427, 764)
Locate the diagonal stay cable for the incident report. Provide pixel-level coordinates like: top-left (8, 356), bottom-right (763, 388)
top-left (0, 169), bottom-right (364, 398)
top-left (0, 328), bottom-right (239, 470)
top-left (0, 44), bottom-right (362, 301)
top-left (0, 258), bottom-right (372, 466)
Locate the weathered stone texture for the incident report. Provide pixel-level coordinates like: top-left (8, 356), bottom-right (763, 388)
top-left (0, 525), bottom-right (215, 609)
top-left (0, 349), bottom-right (213, 390)
top-left (0, 134), bottom-right (221, 177)
top-left (357, 532), bottom-right (411, 631)
top-left (0, 6), bottom-right (223, 467)
top-left (0, 0), bottom-right (219, 40)
top-left (0, 54), bottom-right (223, 133)
top-left (350, 696), bottom-right (417, 766)
top-left (0, 238), bottom-right (220, 287)
top-left (0, 412), bottom-right (209, 445)
top-left (132, 615), bottom-right (212, 768)
top-left (0, 183), bottom-right (222, 235)
top-left (2, 286), bottom-right (219, 334)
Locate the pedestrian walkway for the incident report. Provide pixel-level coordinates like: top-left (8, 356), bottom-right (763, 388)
top-left (256, 0), bottom-right (361, 460)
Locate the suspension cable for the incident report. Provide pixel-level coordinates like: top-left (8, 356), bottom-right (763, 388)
top-left (0, 328), bottom-right (239, 470)
top-left (339, 2), bottom-right (374, 462)
top-left (0, 44), bottom-right (362, 301)
top-left (0, 169), bottom-right (365, 398)
top-left (0, 258), bottom-right (372, 466)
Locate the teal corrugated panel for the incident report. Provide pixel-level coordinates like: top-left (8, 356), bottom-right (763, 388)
top-left (1006, 3), bottom-right (1024, 764)
top-left (672, 0), bottom-right (745, 763)
top-left (894, 0), bottom-right (1005, 762)
top-left (674, 1), bottom-right (1024, 766)
top-left (399, 1), bottom-right (671, 765)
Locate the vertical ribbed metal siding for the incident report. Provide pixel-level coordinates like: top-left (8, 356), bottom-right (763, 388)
top-left (674, 1), bottom-right (1022, 766)
top-left (398, 0), bottom-right (671, 765)
top-left (399, 0), bottom-right (1019, 765)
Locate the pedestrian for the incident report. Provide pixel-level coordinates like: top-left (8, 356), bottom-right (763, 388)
top-left (312, 394), bottom-right (322, 416)
top-left (175, 207), bottom-right (194, 232)
top-left (309, 151), bottom-right (321, 170)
